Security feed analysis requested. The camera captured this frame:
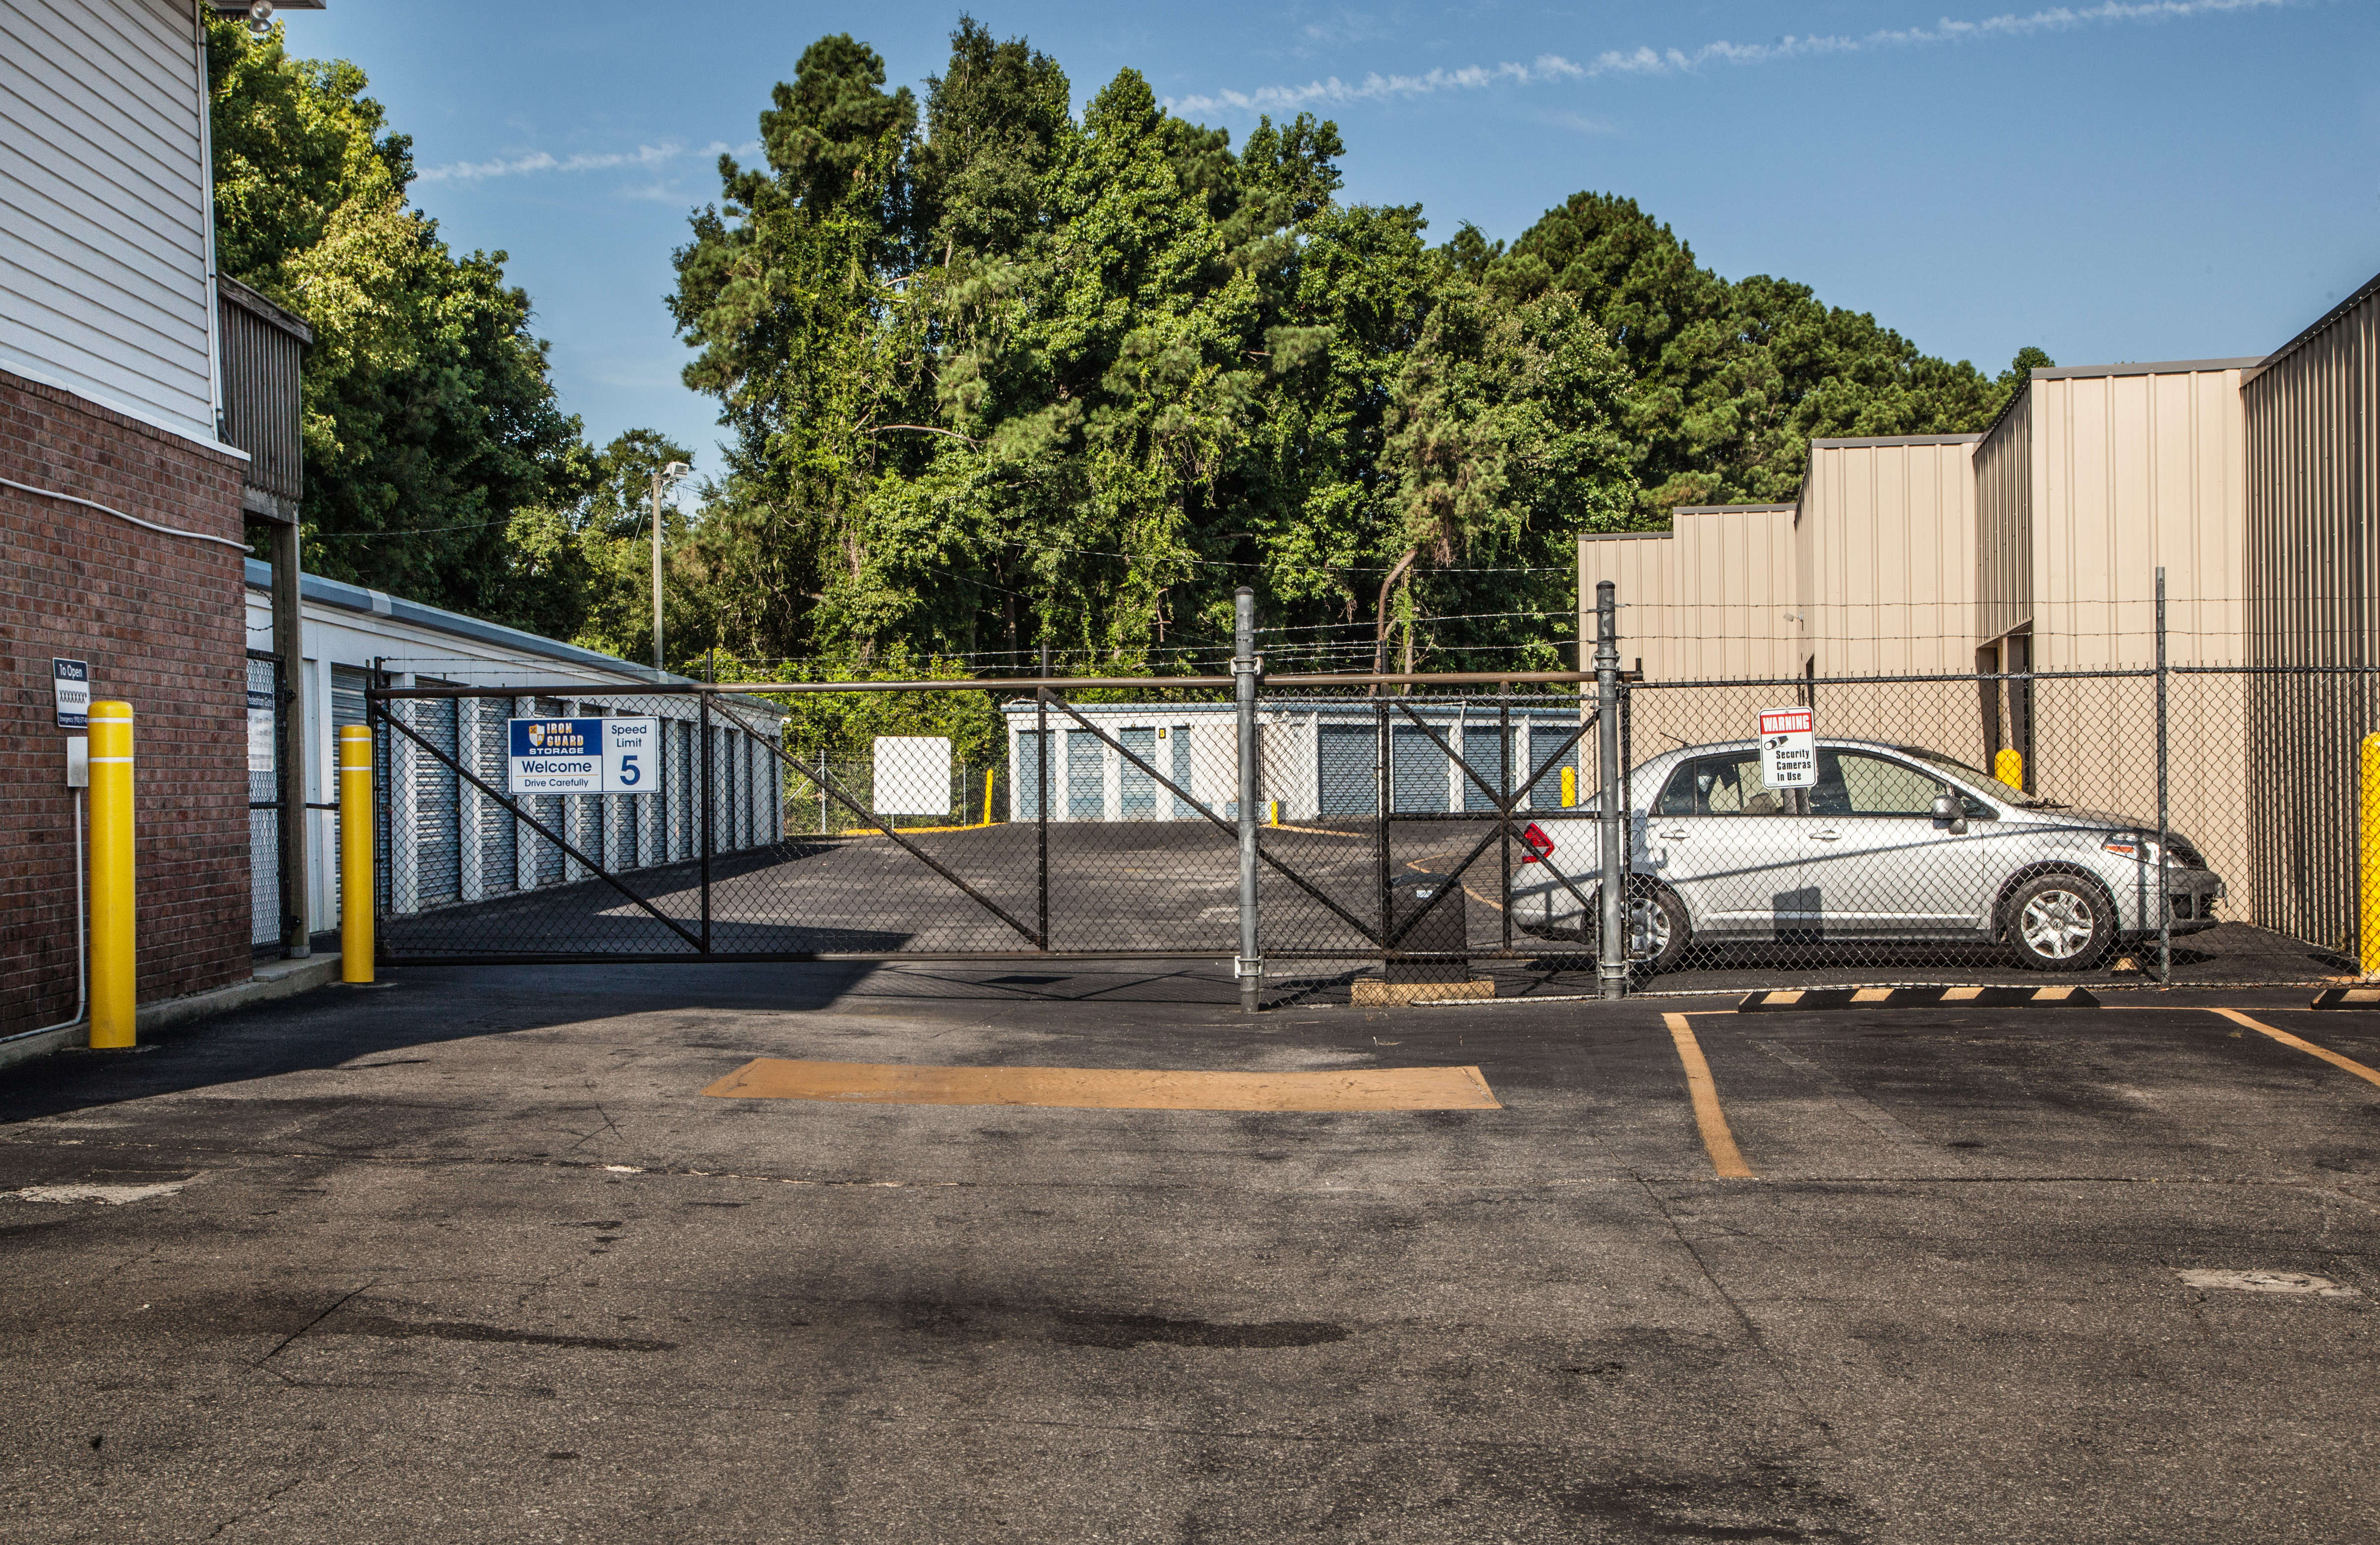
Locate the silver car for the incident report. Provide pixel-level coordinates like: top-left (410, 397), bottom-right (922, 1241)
top-left (1510, 738), bottom-right (2225, 973)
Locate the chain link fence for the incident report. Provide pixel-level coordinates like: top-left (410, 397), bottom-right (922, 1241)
top-left (359, 654), bottom-right (2376, 997)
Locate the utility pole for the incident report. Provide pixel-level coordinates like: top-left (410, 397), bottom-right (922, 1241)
top-left (650, 461), bottom-right (689, 672)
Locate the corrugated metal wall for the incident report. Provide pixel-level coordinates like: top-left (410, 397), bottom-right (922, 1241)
top-left (1577, 511), bottom-right (1800, 684)
top-left (2244, 274), bottom-right (2380, 948)
top-left (1974, 390), bottom-right (2032, 646)
top-left (2029, 365), bottom-right (2251, 669)
top-left (1672, 505), bottom-right (1799, 679)
top-left (1797, 437), bottom-right (1981, 676)
top-left (1577, 531), bottom-right (1676, 679)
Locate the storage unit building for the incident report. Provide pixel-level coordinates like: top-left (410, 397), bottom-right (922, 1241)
top-left (245, 562), bottom-right (784, 935)
top-left (1004, 700), bottom-right (1592, 822)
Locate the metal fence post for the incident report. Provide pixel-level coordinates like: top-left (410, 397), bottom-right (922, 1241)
top-left (1499, 694), bottom-right (1513, 954)
top-left (1038, 643), bottom-right (1051, 951)
top-left (1235, 587), bottom-right (1262, 1013)
top-left (1376, 699), bottom-right (1391, 955)
top-left (699, 690), bottom-right (713, 953)
top-left (1595, 581), bottom-right (1626, 1000)
top-left (2156, 567), bottom-right (2170, 984)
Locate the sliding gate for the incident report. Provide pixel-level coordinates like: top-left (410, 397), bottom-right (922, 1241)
top-left (364, 679), bottom-right (1609, 972)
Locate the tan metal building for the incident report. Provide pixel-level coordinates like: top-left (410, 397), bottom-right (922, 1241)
top-left (1574, 284), bottom-right (2380, 937)
top-left (2241, 272), bottom-right (2380, 949)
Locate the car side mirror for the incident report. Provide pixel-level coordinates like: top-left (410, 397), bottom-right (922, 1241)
top-left (1932, 789), bottom-right (1967, 834)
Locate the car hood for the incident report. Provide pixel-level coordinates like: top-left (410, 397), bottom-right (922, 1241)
top-left (2007, 805), bottom-right (2203, 848)
top-left (2008, 804), bottom-right (2136, 831)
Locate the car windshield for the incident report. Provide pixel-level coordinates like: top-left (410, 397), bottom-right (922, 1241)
top-left (1892, 745), bottom-right (2033, 803)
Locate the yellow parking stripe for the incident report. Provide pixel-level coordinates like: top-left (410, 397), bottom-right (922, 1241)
top-left (2209, 1008), bottom-right (2380, 1090)
top-left (702, 1059), bottom-right (1502, 1112)
top-left (1663, 1014), bottom-right (1755, 1179)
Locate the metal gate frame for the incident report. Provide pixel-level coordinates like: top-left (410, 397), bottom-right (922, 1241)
top-left (361, 650), bottom-right (1626, 993)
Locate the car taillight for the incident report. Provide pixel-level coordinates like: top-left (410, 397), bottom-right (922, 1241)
top-left (1520, 822), bottom-right (1555, 864)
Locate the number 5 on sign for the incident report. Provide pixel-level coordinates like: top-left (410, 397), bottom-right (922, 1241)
top-left (599, 716), bottom-right (656, 793)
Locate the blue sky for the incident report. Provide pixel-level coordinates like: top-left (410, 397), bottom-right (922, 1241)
top-left (279, 0), bottom-right (2377, 474)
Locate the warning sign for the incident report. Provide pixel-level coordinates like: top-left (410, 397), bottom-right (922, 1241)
top-left (1758, 706), bottom-right (1815, 788)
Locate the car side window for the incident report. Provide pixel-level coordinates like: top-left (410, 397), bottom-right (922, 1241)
top-left (1656, 754), bottom-right (1789, 817)
top-left (1812, 751), bottom-right (1958, 817)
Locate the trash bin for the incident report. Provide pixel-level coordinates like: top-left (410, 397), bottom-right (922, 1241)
top-left (1383, 872), bottom-right (1469, 983)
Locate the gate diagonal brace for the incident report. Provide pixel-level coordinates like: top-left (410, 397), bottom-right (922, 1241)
top-left (731, 700), bottom-right (1045, 950)
top-left (1383, 703), bottom-right (1595, 949)
top-left (1045, 694), bottom-right (1385, 947)
top-left (371, 702), bottom-right (706, 953)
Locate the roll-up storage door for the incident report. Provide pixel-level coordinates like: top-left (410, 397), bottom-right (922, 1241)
top-left (530, 697), bottom-right (567, 887)
top-left (1391, 722), bottom-right (1449, 813)
top-left (1461, 724), bottom-right (1505, 813)
top-left (1015, 730), bottom-right (1048, 818)
top-left (1067, 729), bottom-right (1103, 820)
top-left (1120, 729), bottom-right (1156, 818)
top-left (1318, 722), bottom-right (1376, 817)
top-left (416, 692), bottom-right (462, 904)
top-left (476, 704), bottom-right (516, 892)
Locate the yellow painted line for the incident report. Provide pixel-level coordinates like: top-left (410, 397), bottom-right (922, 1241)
top-left (2208, 1008), bottom-right (2380, 1090)
top-left (1662, 1013), bottom-right (1755, 1179)
top-left (702, 1059), bottom-right (1502, 1112)
top-left (1851, 988), bottom-right (1894, 1004)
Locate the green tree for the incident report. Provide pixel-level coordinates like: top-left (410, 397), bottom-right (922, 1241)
top-left (498, 430), bottom-right (699, 661)
top-left (207, 17), bottom-right (587, 621)
top-left (1483, 191), bottom-right (2013, 515)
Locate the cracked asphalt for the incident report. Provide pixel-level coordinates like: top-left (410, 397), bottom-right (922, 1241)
top-left (2, 962), bottom-right (2377, 1543)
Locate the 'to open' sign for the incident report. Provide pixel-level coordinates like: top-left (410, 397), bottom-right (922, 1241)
top-left (1758, 706), bottom-right (1815, 788)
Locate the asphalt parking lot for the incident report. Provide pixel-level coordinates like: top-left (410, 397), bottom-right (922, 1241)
top-left (3, 964), bottom-right (2377, 1543)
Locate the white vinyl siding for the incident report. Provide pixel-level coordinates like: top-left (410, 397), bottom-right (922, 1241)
top-left (0, 0), bottom-right (216, 441)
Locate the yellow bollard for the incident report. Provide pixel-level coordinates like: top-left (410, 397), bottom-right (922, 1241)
top-left (983, 768), bottom-right (996, 827)
top-left (2363, 733), bottom-right (2380, 978)
top-left (1995, 748), bottom-right (2024, 789)
top-left (341, 724), bottom-right (374, 984)
top-left (86, 702), bottom-right (136, 1048)
top-left (1560, 766), bottom-right (1577, 808)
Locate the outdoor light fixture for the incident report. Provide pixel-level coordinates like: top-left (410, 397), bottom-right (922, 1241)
top-left (206, 0), bottom-right (326, 36)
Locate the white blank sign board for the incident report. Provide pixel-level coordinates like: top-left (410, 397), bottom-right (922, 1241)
top-left (874, 736), bottom-right (952, 816)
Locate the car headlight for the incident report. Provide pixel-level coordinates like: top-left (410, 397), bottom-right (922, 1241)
top-left (2102, 832), bottom-right (2162, 865)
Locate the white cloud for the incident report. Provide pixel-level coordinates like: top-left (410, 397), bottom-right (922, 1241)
top-left (1167, 0), bottom-right (2291, 116)
top-left (1170, 55), bottom-right (1584, 116)
top-left (416, 138), bottom-right (762, 185)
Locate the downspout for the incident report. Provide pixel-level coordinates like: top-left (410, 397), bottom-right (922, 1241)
top-left (192, 2), bottom-right (226, 443)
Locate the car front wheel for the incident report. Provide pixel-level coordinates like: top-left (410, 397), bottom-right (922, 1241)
top-left (2005, 874), bottom-right (2113, 971)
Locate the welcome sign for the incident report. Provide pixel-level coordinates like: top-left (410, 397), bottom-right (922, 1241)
top-left (507, 716), bottom-right (657, 793)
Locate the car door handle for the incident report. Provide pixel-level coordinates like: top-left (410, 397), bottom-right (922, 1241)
top-left (1659, 828), bottom-right (1688, 840)
top-left (1810, 829), bottom-right (1842, 841)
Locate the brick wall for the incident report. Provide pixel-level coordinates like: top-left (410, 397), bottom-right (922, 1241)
top-left (0, 368), bottom-right (251, 1036)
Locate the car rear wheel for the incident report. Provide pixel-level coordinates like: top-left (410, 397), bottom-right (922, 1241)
top-left (2005, 874), bottom-right (2112, 971)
